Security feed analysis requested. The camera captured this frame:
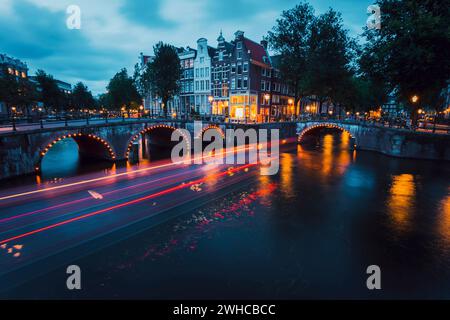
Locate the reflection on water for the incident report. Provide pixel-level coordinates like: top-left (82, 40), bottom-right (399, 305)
top-left (40, 138), bottom-right (114, 181)
top-left (387, 174), bottom-right (416, 233)
top-left (439, 191), bottom-right (450, 248)
top-left (7, 131), bottom-right (450, 299)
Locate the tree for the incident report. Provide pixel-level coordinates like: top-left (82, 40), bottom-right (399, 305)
top-left (0, 67), bottom-right (38, 116)
top-left (307, 8), bottom-right (358, 112)
top-left (0, 67), bottom-right (19, 116)
top-left (266, 2), bottom-right (316, 107)
top-left (35, 70), bottom-right (62, 112)
top-left (145, 42), bottom-right (181, 117)
top-left (72, 82), bottom-right (95, 110)
top-left (106, 68), bottom-right (142, 111)
top-left (362, 0), bottom-right (450, 123)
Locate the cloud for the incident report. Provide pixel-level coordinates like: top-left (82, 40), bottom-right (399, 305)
top-left (0, 0), bottom-right (370, 95)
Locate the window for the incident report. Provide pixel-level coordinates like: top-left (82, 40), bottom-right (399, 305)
top-left (237, 64), bottom-right (242, 75)
top-left (231, 64), bottom-right (236, 73)
top-left (243, 77), bottom-right (248, 89)
top-left (243, 63), bottom-right (248, 73)
top-left (261, 80), bottom-right (266, 91)
top-left (237, 42), bottom-right (242, 49)
top-left (200, 68), bottom-right (204, 77)
top-left (205, 67), bottom-right (209, 77)
top-left (219, 51), bottom-right (224, 61)
top-left (237, 51), bottom-right (242, 59)
top-left (231, 79), bottom-right (236, 90)
top-left (195, 69), bottom-right (199, 77)
top-left (200, 57), bottom-right (204, 63)
top-left (201, 80), bottom-right (205, 91)
top-left (262, 68), bottom-right (266, 76)
top-left (237, 78), bottom-right (242, 89)
top-left (206, 80), bottom-right (210, 90)
top-left (195, 81), bottom-right (199, 91)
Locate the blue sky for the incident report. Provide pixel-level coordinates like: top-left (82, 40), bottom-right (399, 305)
top-left (0, 0), bottom-right (373, 95)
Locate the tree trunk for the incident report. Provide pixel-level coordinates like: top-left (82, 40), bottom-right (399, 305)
top-left (163, 98), bottom-right (168, 118)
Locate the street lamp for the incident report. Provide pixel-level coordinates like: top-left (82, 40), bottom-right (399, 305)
top-left (139, 105), bottom-right (144, 119)
top-left (38, 107), bottom-right (43, 129)
top-left (11, 107), bottom-right (17, 131)
top-left (411, 95), bottom-right (419, 104)
top-left (264, 94), bottom-right (271, 122)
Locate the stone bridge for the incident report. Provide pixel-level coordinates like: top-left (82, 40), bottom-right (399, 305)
top-left (0, 119), bottom-right (297, 180)
top-left (0, 119), bottom-right (448, 180)
top-left (297, 120), bottom-right (450, 161)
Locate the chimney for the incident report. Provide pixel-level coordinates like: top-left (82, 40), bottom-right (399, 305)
top-left (260, 40), bottom-right (268, 50)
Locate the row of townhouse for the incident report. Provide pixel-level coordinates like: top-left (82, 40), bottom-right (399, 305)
top-left (140, 30), bottom-right (296, 122)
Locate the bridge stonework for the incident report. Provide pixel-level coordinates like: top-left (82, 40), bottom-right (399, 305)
top-left (0, 120), bottom-right (448, 180)
top-left (297, 121), bottom-right (450, 160)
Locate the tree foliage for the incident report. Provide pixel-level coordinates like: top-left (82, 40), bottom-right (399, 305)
top-left (106, 68), bottom-right (142, 111)
top-left (144, 42), bottom-right (181, 116)
top-left (361, 0), bottom-right (450, 117)
top-left (266, 3), bottom-right (315, 105)
top-left (35, 70), bottom-right (63, 111)
top-left (72, 82), bottom-right (95, 110)
top-left (267, 2), bottom-right (358, 110)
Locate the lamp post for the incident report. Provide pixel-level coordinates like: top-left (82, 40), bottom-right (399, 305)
top-left (264, 93), bottom-right (271, 122)
top-left (121, 107), bottom-right (126, 122)
top-left (11, 107), bottom-right (17, 132)
top-left (38, 107), bottom-right (43, 129)
top-left (288, 98), bottom-right (294, 121)
top-left (139, 105), bottom-right (144, 119)
top-left (411, 95), bottom-right (420, 130)
top-left (208, 96), bottom-right (214, 120)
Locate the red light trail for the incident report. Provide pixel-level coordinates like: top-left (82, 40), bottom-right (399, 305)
top-left (0, 164), bottom-right (255, 245)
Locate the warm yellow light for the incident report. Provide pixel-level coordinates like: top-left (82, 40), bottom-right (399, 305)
top-left (139, 105), bottom-right (144, 110)
top-left (411, 95), bottom-right (419, 103)
top-left (208, 96), bottom-right (214, 103)
top-left (288, 98), bottom-right (294, 105)
top-left (264, 94), bottom-right (270, 101)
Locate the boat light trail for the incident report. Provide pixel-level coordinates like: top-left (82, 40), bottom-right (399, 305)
top-left (0, 146), bottom-right (254, 202)
top-left (0, 164), bottom-right (255, 245)
top-left (0, 166), bottom-right (211, 224)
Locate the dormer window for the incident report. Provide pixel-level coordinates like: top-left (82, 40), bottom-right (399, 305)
top-left (237, 42), bottom-right (242, 49)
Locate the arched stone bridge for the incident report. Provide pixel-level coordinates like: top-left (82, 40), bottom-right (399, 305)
top-left (0, 119), bottom-right (296, 180)
top-left (297, 120), bottom-right (450, 161)
top-left (0, 119), bottom-right (448, 180)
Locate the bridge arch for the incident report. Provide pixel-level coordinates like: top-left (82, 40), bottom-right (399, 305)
top-left (298, 123), bottom-right (357, 147)
top-left (195, 125), bottom-right (225, 140)
top-left (125, 124), bottom-right (191, 160)
top-left (36, 133), bottom-right (117, 171)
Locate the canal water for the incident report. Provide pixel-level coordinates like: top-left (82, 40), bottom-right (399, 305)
top-left (4, 131), bottom-right (450, 299)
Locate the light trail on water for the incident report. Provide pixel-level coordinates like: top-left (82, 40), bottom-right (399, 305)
top-left (0, 164), bottom-right (255, 245)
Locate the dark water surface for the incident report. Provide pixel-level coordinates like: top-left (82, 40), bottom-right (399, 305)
top-left (5, 132), bottom-right (450, 299)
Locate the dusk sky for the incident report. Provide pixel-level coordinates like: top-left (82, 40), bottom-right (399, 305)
top-left (0, 0), bottom-right (373, 95)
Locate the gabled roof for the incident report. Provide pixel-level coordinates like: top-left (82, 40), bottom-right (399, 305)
top-left (207, 46), bottom-right (216, 58)
top-left (242, 38), bottom-right (271, 67)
